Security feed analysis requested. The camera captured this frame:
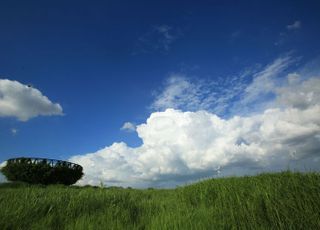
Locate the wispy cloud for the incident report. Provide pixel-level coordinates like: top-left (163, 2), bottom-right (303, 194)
top-left (229, 30), bottom-right (242, 43)
top-left (0, 79), bottom-right (63, 121)
top-left (150, 70), bottom-right (253, 116)
top-left (134, 25), bottom-right (182, 54)
top-left (287, 20), bottom-right (302, 30)
top-left (151, 55), bottom-right (295, 117)
top-left (237, 55), bottom-right (293, 107)
top-left (70, 55), bottom-right (320, 188)
top-left (275, 20), bottom-right (302, 46)
top-left (154, 25), bottom-right (177, 51)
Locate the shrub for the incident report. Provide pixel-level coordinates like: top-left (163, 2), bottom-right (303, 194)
top-left (0, 158), bottom-right (83, 185)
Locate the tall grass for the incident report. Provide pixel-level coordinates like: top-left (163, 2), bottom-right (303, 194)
top-left (0, 171), bottom-right (319, 229)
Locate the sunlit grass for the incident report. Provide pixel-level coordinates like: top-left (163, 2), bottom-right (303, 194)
top-left (0, 171), bottom-right (319, 229)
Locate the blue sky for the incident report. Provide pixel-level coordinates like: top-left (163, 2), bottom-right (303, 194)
top-left (1, 0), bottom-right (320, 187)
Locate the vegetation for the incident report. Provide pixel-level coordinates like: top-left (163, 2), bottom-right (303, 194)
top-left (0, 158), bottom-right (83, 185)
top-left (0, 171), bottom-right (319, 229)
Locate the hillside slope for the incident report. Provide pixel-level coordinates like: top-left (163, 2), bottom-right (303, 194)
top-left (0, 171), bottom-right (319, 229)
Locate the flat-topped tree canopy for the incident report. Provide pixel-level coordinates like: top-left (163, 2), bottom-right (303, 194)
top-left (0, 157), bottom-right (83, 185)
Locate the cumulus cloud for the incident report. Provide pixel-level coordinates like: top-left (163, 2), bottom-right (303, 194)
top-left (287, 20), bottom-right (301, 30)
top-left (69, 56), bottom-right (320, 188)
top-left (121, 122), bottom-right (136, 132)
top-left (0, 79), bottom-right (63, 121)
top-left (71, 105), bottom-right (320, 187)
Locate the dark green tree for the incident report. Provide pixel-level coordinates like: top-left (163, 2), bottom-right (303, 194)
top-left (0, 158), bottom-right (83, 185)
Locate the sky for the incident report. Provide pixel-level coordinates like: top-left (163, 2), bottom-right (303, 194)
top-left (1, 0), bottom-right (320, 187)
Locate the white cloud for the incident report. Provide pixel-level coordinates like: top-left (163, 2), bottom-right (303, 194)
top-left (70, 75), bottom-right (320, 187)
top-left (287, 20), bottom-right (301, 30)
top-left (121, 122), bottom-right (136, 132)
top-left (0, 79), bottom-right (63, 121)
top-left (71, 106), bottom-right (320, 187)
top-left (70, 56), bottom-right (320, 188)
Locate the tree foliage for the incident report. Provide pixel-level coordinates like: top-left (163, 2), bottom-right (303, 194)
top-left (0, 158), bottom-right (83, 185)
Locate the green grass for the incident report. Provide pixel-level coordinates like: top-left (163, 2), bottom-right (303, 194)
top-left (0, 171), bottom-right (320, 229)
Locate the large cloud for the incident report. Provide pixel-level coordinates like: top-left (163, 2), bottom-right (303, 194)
top-left (0, 79), bottom-right (63, 121)
top-left (70, 75), bottom-right (320, 188)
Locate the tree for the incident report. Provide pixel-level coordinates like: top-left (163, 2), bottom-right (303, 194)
top-left (0, 158), bottom-right (83, 185)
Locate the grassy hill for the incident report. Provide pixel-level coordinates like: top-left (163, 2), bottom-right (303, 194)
top-left (0, 171), bottom-right (319, 229)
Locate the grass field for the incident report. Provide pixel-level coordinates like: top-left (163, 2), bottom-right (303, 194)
top-left (0, 171), bottom-right (319, 229)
